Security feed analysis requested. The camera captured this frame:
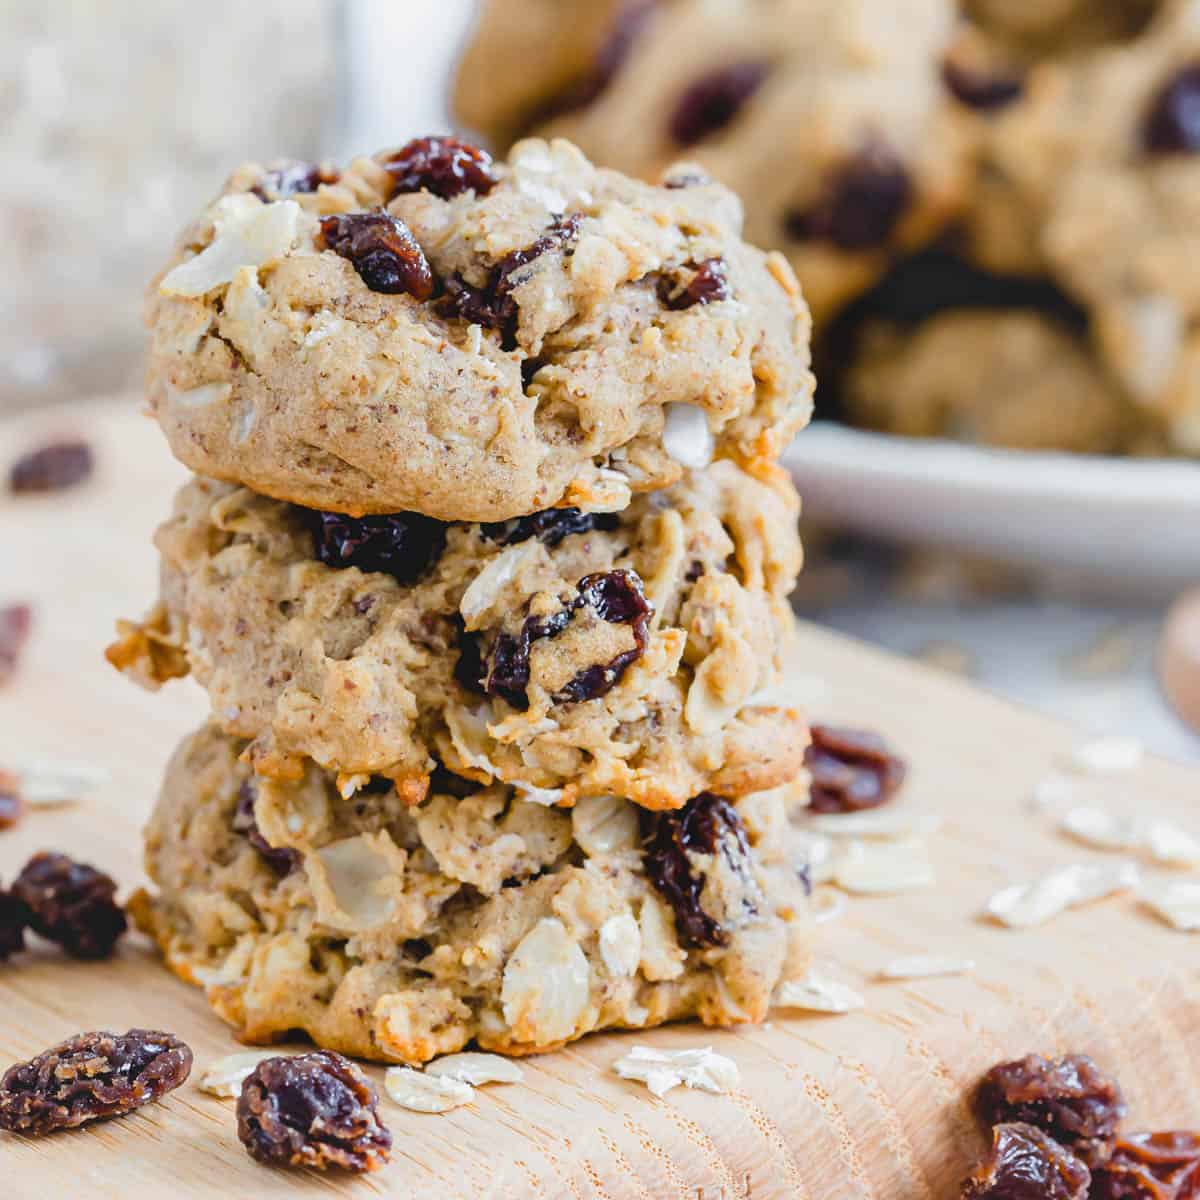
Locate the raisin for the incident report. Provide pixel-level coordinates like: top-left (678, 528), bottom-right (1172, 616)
top-left (480, 507), bottom-right (619, 548)
top-left (659, 257), bottom-right (730, 310)
top-left (319, 210), bottom-right (434, 298)
top-left (0, 769), bottom-right (22, 829)
top-left (233, 781), bottom-right (300, 876)
top-left (302, 506), bottom-right (446, 583)
top-left (805, 723), bottom-right (907, 814)
top-left (0, 1029), bottom-right (192, 1135)
top-left (9, 439), bottom-right (93, 494)
top-left (943, 57), bottom-right (1024, 111)
top-left (0, 604), bottom-right (31, 685)
top-left (669, 61), bottom-right (770, 146)
top-left (0, 890), bottom-right (28, 961)
top-left (11, 852), bottom-right (127, 959)
top-left (976, 1054), bottom-right (1126, 1167)
top-left (642, 793), bottom-right (758, 948)
top-left (1143, 64), bottom-right (1200, 155)
top-left (383, 135), bottom-right (497, 199)
top-left (252, 160), bottom-right (337, 200)
top-left (963, 1122), bottom-right (1092, 1199)
top-left (540, 0), bottom-right (657, 117)
top-left (785, 142), bottom-right (913, 250)
top-left (438, 213), bottom-right (582, 350)
top-left (236, 1051), bottom-right (391, 1172)
top-left (1092, 1132), bottom-right (1200, 1199)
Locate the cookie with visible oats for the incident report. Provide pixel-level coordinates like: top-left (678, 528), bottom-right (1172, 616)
top-left (144, 135), bottom-right (812, 521)
top-left (130, 724), bottom-right (813, 1063)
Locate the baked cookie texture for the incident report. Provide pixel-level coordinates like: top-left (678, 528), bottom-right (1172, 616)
top-left (455, 0), bottom-right (972, 325)
top-left (842, 310), bottom-right (1145, 452)
top-left (108, 461), bottom-right (806, 811)
top-left (145, 136), bottom-right (813, 521)
top-left (129, 724), bottom-right (813, 1064)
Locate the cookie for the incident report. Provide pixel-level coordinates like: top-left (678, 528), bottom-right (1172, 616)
top-left (455, 0), bottom-right (973, 325)
top-left (145, 135), bottom-right (813, 521)
top-left (108, 460), bottom-right (806, 811)
top-left (841, 310), bottom-right (1144, 452)
top-left (129, 724), bottom-right (814, 1064)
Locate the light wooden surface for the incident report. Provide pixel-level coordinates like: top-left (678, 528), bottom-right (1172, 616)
top-left (1, 399), bottom-right (1198, 1199)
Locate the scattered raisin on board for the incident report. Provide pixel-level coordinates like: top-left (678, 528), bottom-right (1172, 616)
top-left (236, 1051), bottom-right (391, 1172)
top-left (0, 890), bottom-right (28, 961)
top-left (0, 603), bottom-right (33, 685)
top-left (319, 210), bottom-right (434, 299)
top-left (963, 1122), bottom-right (1092, 1200)
top-left (9, 439), bottom-right (94, 494)
top-left (1092, 1131), bottom-right (1200, 1199)
top-left (383, 135), bottom-right (497, 199)
top-left (976, 1053), bottom-right (1126, 1167)
top-left (804, 723), bottom-right (908, 813)
top-left (10, 851), bottom-right (127, 959)
top-left (0, 1029), bottom-right (192, 1135)
top-left (0, 770), bottom-right (23, 830)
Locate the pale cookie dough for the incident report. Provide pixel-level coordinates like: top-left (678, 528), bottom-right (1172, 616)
top-left (129, 724), bottom-right (814, 1064)
top-left (146, 135), bottom-right (813, 520)
top-left (842, 310), bottom-right (1144, 452)
top-left (455, 0), bottom-right (972, 326)
top-left (108, 460), bottom-right (806, 811)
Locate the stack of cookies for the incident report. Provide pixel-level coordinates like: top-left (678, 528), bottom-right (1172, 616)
top-left (108, 135), bottom-right (818, 1062)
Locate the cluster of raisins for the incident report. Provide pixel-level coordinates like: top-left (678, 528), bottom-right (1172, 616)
top-left (804, 723), bottom-right (908, 813)
top-left (302, 506), bottom-right (448, 584)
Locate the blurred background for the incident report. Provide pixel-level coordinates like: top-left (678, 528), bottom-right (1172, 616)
top-left (1, 0), bottom-right (1196, 759)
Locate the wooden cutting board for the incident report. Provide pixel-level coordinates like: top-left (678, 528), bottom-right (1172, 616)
top-left (1, 398), bottom-right (1197, 1199)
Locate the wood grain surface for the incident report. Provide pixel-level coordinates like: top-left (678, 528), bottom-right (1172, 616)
top-left (1, 399), bottom-right (1198, 1199)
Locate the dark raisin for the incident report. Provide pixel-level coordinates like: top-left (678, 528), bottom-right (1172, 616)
top-left (1092, 1132), bottom-right (1200, 1199)
top-left (669, 61), bottom-right (770, 146)
top-left (540, 0), bottom-right (657, 118)
top-left (428, 766), bottom-right (480, 799)
top-left (642, 793), bottom-right (758, 948)
top-left (0, 604), bottom-right (32, 685)
top-left (479, 507), bottom-right (619, 548)
top-left (438, 213), bottom-right (582, 350)
top-left (0, 769), bottom-right (22, 829)
top-left (976, 1054), bottom-right (1126, 1167)
top-left (233, 780), bottom-right (300, 876)
top-left (11, 852), bottom-right (126, 959)
top-left (383, 136), bottom-right (497, 199)
top-left (963, 1122), bottom-right (1092, 1200)
top-left (659, 257), bottom-right (730, 310)
top-left (805, 723), bottom-right (907, 814)
top-left (319, 210), bottom-right (434, 298)
top-left (402, 937), bottom-right (433, 961)
top-left (302, 506), bottom-right (446, 584)
top-left (785, 142), bottom-right (913, 250)
top-left (454, 624), bottom-right (488, 694)
top-left (0, 1029), bottom-right (192, 1135)
top-left (252, 160), bottom-right (337, 200)
top-left (9, 439), bottom-right (93, 494)
top-left (237, 1051), bottom-right (391, 1172)
top-left (943, 56), bottom-right (1024, 111)
top-left (1143, 64), bottom-right (1200, 155)
top-left (0, 890), bottom-right (28, 961)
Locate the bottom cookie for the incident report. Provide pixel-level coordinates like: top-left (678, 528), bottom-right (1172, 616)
top-left (131, 725), bottom-right (813, 1063)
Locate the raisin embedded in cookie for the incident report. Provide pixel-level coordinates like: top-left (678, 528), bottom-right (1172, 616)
top-left (107, 460), bottom-right (806, 811)
top-left (128, 724), bottom-right (814, 1064)
top-left (145, 136), bottom-right (813, 521)
top-left (454, 0), bottom-right (973, 326)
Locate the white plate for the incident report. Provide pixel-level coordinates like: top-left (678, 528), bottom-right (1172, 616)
top-left (783, 426), bottom-right (1200, 587)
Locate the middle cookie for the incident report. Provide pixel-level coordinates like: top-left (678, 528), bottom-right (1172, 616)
top-left (109, 460), bottom-right (805, 811)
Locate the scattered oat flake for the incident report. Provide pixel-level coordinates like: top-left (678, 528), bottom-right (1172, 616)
top-left (774, 971), bottom-right (865, 1014)
top-left (987, 861), bottom-right (1139, 928)
top-left (199, 1050), bottom-right (284, 1098)
top-left (613, 1046), bottom-right (739, 1098)
top-left (1068, 735), bottom-right (1144, 774)
top-left (425, 1053), bottom-right (523, 1087)
top-left (808, 808), bottom-right (941, 839)
top-left (1060, 806), bottom-right (1200, 866)
top-left (1140, 879), bottom-right (1200, 932)
top-left (13, 759), bottom-right (109, 808)
top-left (879, 955), bottom-right (975, 981)
top-left (810, 888), bottom-right (847, 925)
top-left (0, 604), bottom-right (32, 684)
top-left (1030, 773), bottom-right (1074, 810)
top-left (383, 1067), bottom-right (474, 1113)
top-left (833, 836), bottom-right (936, 895)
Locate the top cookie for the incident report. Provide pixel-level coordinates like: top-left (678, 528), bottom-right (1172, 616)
top-left (455, 0), bottom-right (972, 325)
top-left (146, 136), bottom-right (813, 521)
